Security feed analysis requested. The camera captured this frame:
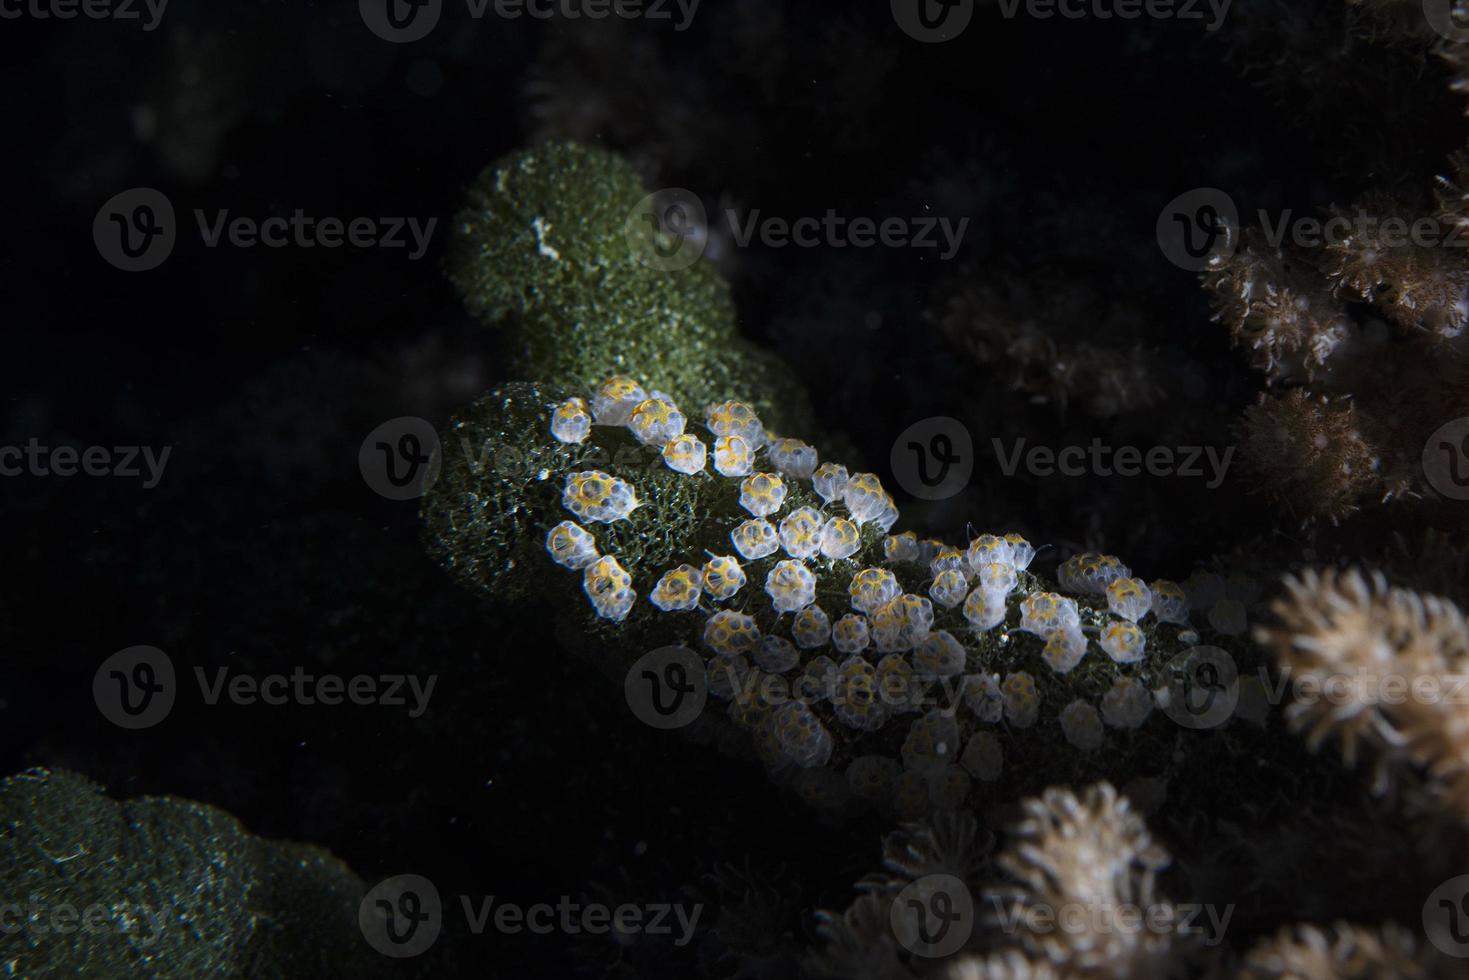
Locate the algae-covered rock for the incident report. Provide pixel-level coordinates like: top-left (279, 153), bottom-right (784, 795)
top-left (0, 768), bottom-right (394, 978)
top-left (421, 381), bottom-right (855, 608)
top-left (445, 141), bottom-right (814, 435)
top-left (421, 378), bottom-right (1276, 821)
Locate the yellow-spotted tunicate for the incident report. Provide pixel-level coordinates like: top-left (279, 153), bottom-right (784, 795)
top-left (429, 372), bottom-right (1260, 823)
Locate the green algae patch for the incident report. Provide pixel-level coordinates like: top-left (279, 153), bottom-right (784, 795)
top-left (445, 141), bottom-right (813, 434)
top-left (0, 768), bottom-right (397, 978)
